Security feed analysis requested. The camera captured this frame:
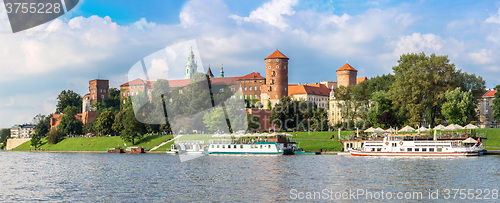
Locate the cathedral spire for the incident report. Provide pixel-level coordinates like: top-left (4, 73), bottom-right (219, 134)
top-left (184, 47), bottom-right (198, 79)
top-left (220, 64), bottom-right (224, 77)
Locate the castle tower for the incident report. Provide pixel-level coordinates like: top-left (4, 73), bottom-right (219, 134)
top-left (260, 49), bottom-right (289, 107)
top-left (89, 79), bottom-right (109, 106)
top-left (336, 63), bottom-right (357, 87)
top-left (185, 48), bottom-right (198, 79)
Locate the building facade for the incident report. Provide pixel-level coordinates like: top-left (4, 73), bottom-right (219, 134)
top-left (478, 90), bottom-right (499, 128)
top-left (288, 83), bottom-right (330, 109)
top-left (10, 124), bottom-right (35, 138)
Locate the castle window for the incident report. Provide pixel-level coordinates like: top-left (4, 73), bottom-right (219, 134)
top-left (244, 87), bottom-right (247, 91)
top-left (123, 100), bottom-right (126, 104)
top-left (276, 95), bottom-right (278, 98)
top-left (259, 86), bottom-right (261, 90)
top-left (101, 95), bottom-right (104, 99)
top-left (127, 92), bottom-right (129, 96)
top-left (219, 88), bottom-right (224, 93)
top-left (271, 79), bottom-right (275, 84)
top-left (249, 86), bottom-right (252, 91)
top-left (276, 65), bottom-right (279, 69)
top-left (230, 87), bottom-right (235, 92)
top-left (255, 86), bottom-right (257, 91)
top-left (285, 65), bottom-right (287, 69)
top-left (179, 89), bottom-right (183, 94)
top-left (274, 87), bottom-right (276, 91)
top-left (268, 66), bottom-right (271, 69)
top-left (272, 71), bottom-right (276, 76)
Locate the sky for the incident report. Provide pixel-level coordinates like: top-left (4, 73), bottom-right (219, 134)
top-left (1, 0), bottom-right (500, 128)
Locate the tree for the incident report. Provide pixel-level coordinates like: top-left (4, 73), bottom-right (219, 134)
top-left (0, 128), bottom-right (10, 149)
top-left (310, 107), bottom-right (329, 131)
top-left (118, 100), bottom-right (145, 145)
top-left (460, 72), bottom-right (486, 100)
top-left (56, 90), bottom-right (82, 113)
top-left (58, 106), bottom-right (83, 136)
top-left (93, 88), bottom-right (121, 113)
top-left (493, 85), bottom-right (500, 123)
top-left (30, 132), bottom-right (42, 148)
top-left (46, 128), bottom-right (65, 144)
top-left (247, 114), bottom-right (260, 132)
top-left (377, 111), bottom-right (398, 128)
top-left (441, 87), bottom-right (476, 126)
top-left (388, 52), bottom-right (461, 127)
top-left (203, 106), bottom-right (227, 133)
top-left (93, 110), bottom-right (115, 136)
top-left (33, 114), bottom-right (52, 137)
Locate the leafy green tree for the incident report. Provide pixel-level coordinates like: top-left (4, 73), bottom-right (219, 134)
top-left (93, 110), bottom-right (115, 136)
top-left (33, 114), bottom-right (52, 137)
top-left (441, 87), bottom-right (476, 126)
top-left (460, 72), bottom-right (486, 100)
top-left (377, 111), bottom-right (398, 128)
top-left (388, 52), bottom-right (461, 127)
top-left (118, 99), bottom-right (145, 145)
top-left (30, 132), bottom-right (42, 148)
top-left (58, 106), bottom-right (83, 136)
top-left (247, 114), bottom-right (260, 132)
top-left (493, 85), bottom-right (500, 123)
top-left (310, 107), bottom-right (329, 131)
top-left (46, 128), bottom-right (65, 144)
top-left (0, 128), bottom-right (11, 149)
top-left (56, 90), bottom-right (82, 113)
top-left (92, 88), bottom-right (121, 113)
top-left (203, 106), bottom-right (227, 133)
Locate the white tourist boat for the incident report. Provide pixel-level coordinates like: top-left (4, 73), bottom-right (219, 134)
top-left (169, 140), bottom-right (206, 154)
top-left (350, 134), bottom-right (485, 156)
top-left (206, 133), bottom-right (297, 155)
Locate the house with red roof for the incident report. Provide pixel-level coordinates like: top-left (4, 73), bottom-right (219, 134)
top-left (478, 89), bottom-right (499, 128)
top-left (288, 83), bottom-right (331, 109)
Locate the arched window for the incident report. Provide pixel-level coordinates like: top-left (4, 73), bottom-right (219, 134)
top-left (244, 87), bottom-right (247, 91)
top-left (276, 65), bottom-right (279, 69)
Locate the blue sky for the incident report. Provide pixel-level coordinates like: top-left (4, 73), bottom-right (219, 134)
top-left (1, 0), bottom-right (500, 128)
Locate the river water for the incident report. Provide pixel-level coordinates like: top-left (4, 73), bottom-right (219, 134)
top-left (0, 152), bottom-right (499, 202)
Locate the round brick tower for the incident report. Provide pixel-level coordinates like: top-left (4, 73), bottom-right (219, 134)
top-left (264, 50), bottom-right (288, 101)
top-left (336, 63), bottom-right (357, 87)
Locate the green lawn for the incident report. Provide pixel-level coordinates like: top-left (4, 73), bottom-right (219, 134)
top-left (13, 134), bottom-right (173, 151)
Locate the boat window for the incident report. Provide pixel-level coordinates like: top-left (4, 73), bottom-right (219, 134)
top-left (371, 148), bottom-right (375, 152)
top-left (268, 145), bottom-right (271, 148)
top-left (422, 148), bottom-right (427, 152)
top-left (260, 145), bottom-right (263, 149)
top-left (228, 145), bottom-right (231, 149)
top-left (211, 145), bottom-right (214, 148)
top-left (437, 148), bottom-right (442, 152)
top-left (377, 148), bottom-right (381, 151)
top-left (217, 145), bottom-right (220, 148)
top-left (429, 148), bottom-right (434, 152)
top-left (392, 143), bottom-right (397, 147)
top-left (240, 145), bottom-right (243, 148)
top-left (407, 148), bottom-right (412, 152)
top-left (222, 145), bottom-right (225, 148)
top-left (400, 148), bottom-right (405, 152)
top-left (233, 145), bottom-right (236, 149)
top-left (415, 148), bottom-right (420, 152)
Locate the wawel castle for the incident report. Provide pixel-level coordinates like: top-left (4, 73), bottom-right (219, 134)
top-left (119, 49), bottom-right (367, 131)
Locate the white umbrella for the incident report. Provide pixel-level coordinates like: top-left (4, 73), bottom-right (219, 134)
top-left (418, 126), bottom-right (429, 132)
top-left (452, 124), bottom-right (464, 130)
top-left (434, 124), bottom-right (446, 131)
top-left (443, 125), bottom-right (456, 131)
top-left (464, 124), bottom-right (479, 129)
top-left (386, 127), bottom-right (396, 133)
top-left (373, 127), bottom-right (385, 134)
top-left (364, 127), bottom-right (375, 133)
top-left (400, 126), bottom-right (415, 133)
top-left (463, 137), bottom-right (478, 144)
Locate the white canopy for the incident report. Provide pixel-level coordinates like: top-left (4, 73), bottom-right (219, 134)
top-left (364, 127), bottom-right (375, 133)
top-left (444, 124), bottom-right (463, 131)
top-left (463, 137), bottom-right (478, 144)
top-left (452, 124), bottom-right (464, 130)
top-left (386, 127), bottom-right (396, 133)
top-left (399, 126), bottom-right (415, 133)
top-left (373, 127), bottom-right (385, 134)
top-left (464, 124), bottom-right (479, 129)
top-left (434, 124), bottom-right (446, 130)
top-left (418, 126), bottom-right (429, 132)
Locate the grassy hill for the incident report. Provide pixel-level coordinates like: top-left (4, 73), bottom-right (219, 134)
top-left (13, 134), bottom-right (173, 152)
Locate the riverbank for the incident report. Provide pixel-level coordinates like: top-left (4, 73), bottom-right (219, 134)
top-left (10, 128), bottom-right (500, 152)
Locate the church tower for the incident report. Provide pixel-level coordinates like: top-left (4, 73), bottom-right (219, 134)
top-left (336, 63), bottom-right (357, 87)
top-left (260, 49), bottom-right (289, 107)
top-left (184, 48), bottom-right (198, 79)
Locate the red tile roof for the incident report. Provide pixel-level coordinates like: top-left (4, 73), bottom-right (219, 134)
top-left (288, 83), bottom-right (330, 96)
top-left (121, 78), bottom-right (147, 86)
top-left (235, 72), bottom-right (265, 80)
top-left (265, 49), bottom-right (288, 59)
top-left (356, 77), bottom-right (367, 84)
top-left (337, 63), bottom-right (357, 72)
top-left (483, 90), bottom-right (498, 98)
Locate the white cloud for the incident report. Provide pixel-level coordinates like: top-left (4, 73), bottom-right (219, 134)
top-left (230, 0), bottom-right (298, 31)
top-left (393, 33), bottom-right (444, 56)
top-left (133, 18), bottom-right (157, 30)
top-left (485, 8), bottom-right (500, 24)
top-left (469, 49), bottom-right (494, 65)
